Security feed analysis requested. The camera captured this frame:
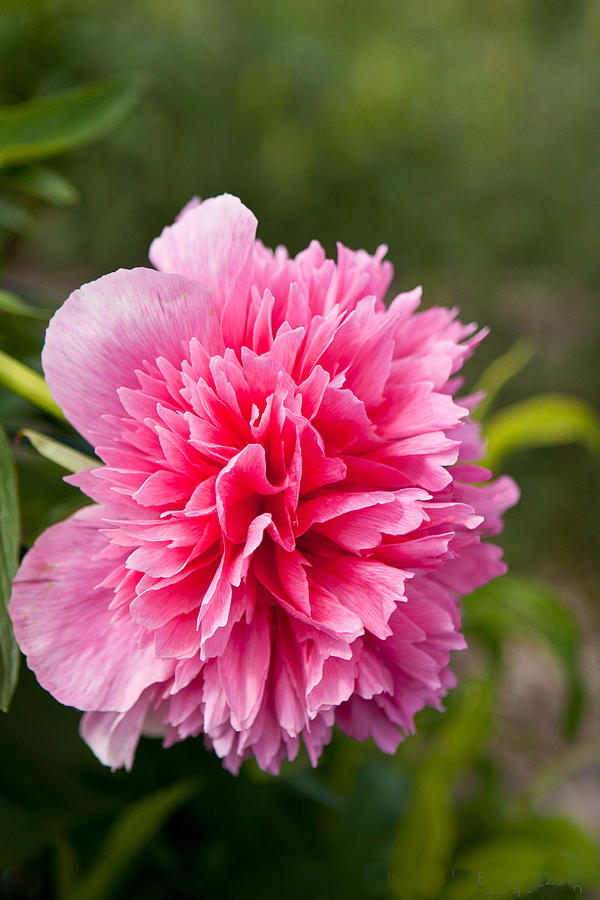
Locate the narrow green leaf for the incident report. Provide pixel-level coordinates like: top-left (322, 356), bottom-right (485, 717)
top-left (20, 429), bottom-right (98, 473)
top-left (4, 165), bottom-right (80, 206)
top-left (0, 349), bottom-right (65, 420)
top-left (0, 288), bottom-right (50, 319)
top-left (65, 780), bottom-right (198, 900)
top-left (0, 426), bottom-right (20, 711)
top-left (389, 678), bottom-right (493, 899)
top-left (482, 393), bottom-right (600, 469)
top-left (0, 73), bottom-right (147, 168)
top-left (472, 337), bottom-right (534, 421)
top-left (463, 574), bottom-right (586, 738)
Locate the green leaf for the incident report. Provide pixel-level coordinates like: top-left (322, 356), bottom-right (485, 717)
top-left (440, 818), bottom-right (600, 899)
top-left (482, 393), bottom-right (600, 469)
top-left (432, 678), bottom-right (494, 780)
top-left (0, 349), bottom-right (65, 420)
top-left (19, 429), bottom-right (98, 473)
top-left (0, 73), bottom-right (147, 169)
top-left (0, 196), bottom-right (29, 233)
top-left (64, 780), bottom-right (198, 900)
top-left (472, 337), bottom-right (534, 422)
top-left (463, 574), bottom-right (586, 738)
top-left (389, 678), bottom-right (493, 899)
top-left (0, 426), bottom-right (20, 711)
top-left (0, 288), bottom-right (50, 319)
top-left (4, 165), bottom-right (80, 206)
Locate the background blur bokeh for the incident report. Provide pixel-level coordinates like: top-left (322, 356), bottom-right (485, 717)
top-left (0, 1), bottom-right (599, 898)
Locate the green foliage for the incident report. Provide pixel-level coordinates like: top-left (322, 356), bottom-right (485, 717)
top-left (0, 74), bottom-right (147, 169)
top-left (483, 394), bottom-right (600, 469)
top-left (440, 819), bottom-right (600, 899)
top-left (389, 679), bottom-right (494, 899)
top-left (472, 338), bottom-right (534, 421)
top-left (19, 429), bottom-right (98, 473)
top-left (63, 780), bottom-right (198, 900)
top-left (0, 348), bottom-right (65, 419)
top-left (0, 288), bottom-right (49, 319)
top-left (463, 574), bottom-right (585, 738)
top-left (2, 164), bottom-right (80, 206)
top-left (0, 72), bottom-right (146, 261)
top-left (0, 425), bottom-right (20, 711)
top-left (0, 195), bottom-right (29, 234)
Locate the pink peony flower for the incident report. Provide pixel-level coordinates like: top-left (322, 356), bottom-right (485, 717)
top-left (9, 195), bottom-right (518, 774)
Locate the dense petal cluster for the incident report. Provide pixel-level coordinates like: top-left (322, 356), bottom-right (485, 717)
top-left (10, 195), bottom-right (518, 773)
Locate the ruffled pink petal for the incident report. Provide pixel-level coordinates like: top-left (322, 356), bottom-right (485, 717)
top-left (10, 192), bottom-right (518, 777)
top-left (217, 606), bottom-right (271, 730)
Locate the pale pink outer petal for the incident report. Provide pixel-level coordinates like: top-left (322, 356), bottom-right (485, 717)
top-left (149, 194), bottom-right (257, 308)
top-left (9, 506), bottom-right (174, 712)
top-left (42, 268), bottom-right (219, 446)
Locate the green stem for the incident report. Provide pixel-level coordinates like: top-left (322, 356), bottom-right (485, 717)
top-left (0, 349), bottom-right (65, 420)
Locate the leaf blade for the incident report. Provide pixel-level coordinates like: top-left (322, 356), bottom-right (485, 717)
top-left (472, 337), bottom-right (534, 422)
top-left (65, 780), bottom-right (198, 900)
top-left (4, 165), bottom-right (80, 206)
top-left (0, 288), bottom-right (50, 319)
top-left (0, 426), bottom-right (20, 711)
top-left (482, 393), bottom-right (600, 469)
top-left (0, 73), bottom-right (147, 168)
top-left (19, 429), bottom-right (98, 473)
top-left (389, 678), bottom-right (494, 899)
top-left (0, 349), bottom-right (65, 420)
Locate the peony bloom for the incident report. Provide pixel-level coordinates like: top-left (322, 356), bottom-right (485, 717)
top-left (10, 195), bottom-right (518, 774)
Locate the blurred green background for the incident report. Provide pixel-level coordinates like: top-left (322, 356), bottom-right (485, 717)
top-left (0, 1), bottom-right (599, 898)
